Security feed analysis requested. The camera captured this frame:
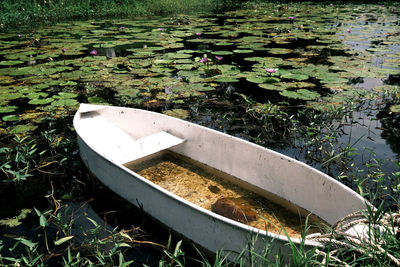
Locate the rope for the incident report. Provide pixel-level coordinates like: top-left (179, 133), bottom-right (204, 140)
top-left (306, 210), bottom-right (400, 266)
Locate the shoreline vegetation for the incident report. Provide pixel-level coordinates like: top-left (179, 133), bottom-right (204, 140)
top-left (0, 0), bottom-right (220, 31)
top-left (1, 0), bottom-right (399, 31)
top-left (0, 0), bottom-right (399, 266)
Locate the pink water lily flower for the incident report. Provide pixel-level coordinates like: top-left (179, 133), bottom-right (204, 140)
top-left (215, 56), bottom-right (223, 61)
top-left (61, 48), bottom-right (67, 53)
top-left (18, 34), bottom-right (22, 38)
top-left (196, 32), bottom-right (202, 36)
top-left (289, 16), bottom-right (296, 20)
top-left (120, 26), bottom-right (126, 30)
top-left (90, 50), bottom-right (98, 56)
top-left (266, 68), bottom-right (277, 73)
top-left (200, 57), bottom-right (208, 63)
top-left (347, 28), bottom-right (351, 33)
top-left (158, 28), bottom-right (165, 31)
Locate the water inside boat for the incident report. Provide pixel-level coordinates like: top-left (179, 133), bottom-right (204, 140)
top-left (124, 151), bottom-right (329, 238)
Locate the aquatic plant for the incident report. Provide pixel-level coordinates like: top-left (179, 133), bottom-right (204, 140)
top-left (0, 2), bottom-right (399, 266)
top-left (200, 57), bottom-right (208, 63)
top-left (265, 68), bottom-right (277, 73)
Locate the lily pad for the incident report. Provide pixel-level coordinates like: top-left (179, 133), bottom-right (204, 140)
top-left (233, 49), bottom-right (253, 54)
top-left (0, 60), bottom-right (24, 66)
top-left (0, 106), bottom-right (18, 113)
top-left (166, 53), bottom-right (192, 59)
top-left (280, 89), bottom-right (320, 100)
top-left (10, 123), bottom-right (38, 134)
top-left (59, 81), bottom-right (78, 86)
top-left (54, 92), bottom-right (78, 99)
top-left (26, 92), bottom-right (49, 99)
top-left (215, 42), bottom-right (234, 46)
top-left (29, 98), bottom-right (54, 105)
top-left (174, 64), bottom-right (193, 70)
top-left (268, 48), bottom-right (293, 55)
top-left (51, 99), bottom-right (79, 107)
top-left (215, 76), bottom-right (239, 83)
top-left (88, 96), bottom-right (109, 104)
top-left (0, 209), bottom-right (31, 227)
top-left (211, 51), bottom-right (234, 56)
top-left (259, 83), bottom-right (285, 91)
top-left (264, 77), bottom-right (280, 83)
top-left (319, 77), bottom-right (348, 84)
top-left (246, 76), bottom-right (266, 84)
top-left (390, 105), bottom-right (400, 113)
top-left (0, 76), bottom-right (15, 85)
top-left (2, 114), bottom-right (19, 121)
top-left (163, 109), bottom-right (190, 120)
top-left (280, 73), bottom-right (309, 81)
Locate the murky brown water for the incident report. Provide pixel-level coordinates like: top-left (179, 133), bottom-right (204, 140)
top-left (125, 151), bottom-right (328, 238)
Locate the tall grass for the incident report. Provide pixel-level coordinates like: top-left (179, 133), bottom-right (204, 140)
top-left (0, 0), bottom-right (244, 31)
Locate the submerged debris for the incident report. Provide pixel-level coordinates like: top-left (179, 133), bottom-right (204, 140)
top-left (211, 197), bottom-right (257, 223)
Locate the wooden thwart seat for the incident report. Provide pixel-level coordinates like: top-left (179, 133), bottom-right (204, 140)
top-left (78, 114), bottom-right (184, 164)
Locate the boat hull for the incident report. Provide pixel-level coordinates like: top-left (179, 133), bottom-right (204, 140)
top-left (77, 135), bottom-right (298, 259)
top-left (74, 104), bottom-right (368, 260)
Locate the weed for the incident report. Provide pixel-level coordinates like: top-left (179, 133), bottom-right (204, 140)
top-left (0, 136), bottom-right (38, 182)
top-left (160, 237), bottom-right (186, 267)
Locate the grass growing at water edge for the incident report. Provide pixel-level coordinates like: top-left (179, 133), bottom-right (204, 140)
top-left (0, 0), bottom-right (243, 31)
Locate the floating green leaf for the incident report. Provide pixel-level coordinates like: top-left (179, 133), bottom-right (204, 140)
top-left (26, 92), bottom-right (49, 99)
top-left (10, 123), bottom-right (38, 134)
top-left (280, 73), bottom-right (309, 81)
top-left (163, 109), bottom-right (190, 119)
top-left (2, 114), bottom-right (19, 121)
top-left (0, 209), bottom-right (31, 227)
top-left (88, 96), bottom-right (108, 104)
top-left (319, 76), bottom-right (348, 84)
top-left (51, 99), bottom-right (79, 107)
top-left (29, 98), bottom-right (54, 105)
top-left (268, 48), bottom-right (293, 55)
top-left (215, 76), bottom-right (239, 83)
top-left (233, 49), bottom-right (253, 54)
top-left (280, 89), bottom-right (320, 100)
top-left (264, 77), bottom-right (280, 83)
top-left (390, 105), bottom-right (400, 113)
top-left (0, 60), bottom-right (24, 66)
top-left (211, 51), bottom-right (233, 56)
top-left (55, 92), bottom-right (78, 99)
top-left (246, 76), bottom-right (266, 84)
top-left (0, 106), bottom-right (18, 113)
top-left (259, 83), bottom-right (285, 91)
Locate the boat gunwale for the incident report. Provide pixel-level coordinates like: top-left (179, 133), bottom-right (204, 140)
top-left (73, 104), bottom-right (367, 248)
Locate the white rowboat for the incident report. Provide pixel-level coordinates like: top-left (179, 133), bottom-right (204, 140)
top-left (73, 103), bottom-right (368, 260)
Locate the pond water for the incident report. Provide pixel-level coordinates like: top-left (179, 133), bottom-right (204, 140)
top-left (0, 2), bottom-right (399, 264)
